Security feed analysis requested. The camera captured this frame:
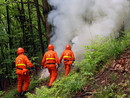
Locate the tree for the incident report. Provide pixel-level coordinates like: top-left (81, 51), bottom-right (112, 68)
top-left (42, 0), bottom-right (51, 44)
top-left (34, 0), bottom-right (45, 55)
top-left (0, 0), bottom-right (52, 90)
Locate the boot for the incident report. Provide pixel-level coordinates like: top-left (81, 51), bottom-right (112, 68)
top-left (48, 86), bottom-right (51, 89)
top-left (21, 91), bottom-right (26, 96)
top-left (19, 92), bottom-right (22, 97)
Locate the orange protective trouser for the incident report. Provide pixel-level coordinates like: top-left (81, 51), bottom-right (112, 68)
top-left (17, 72), bottom-right (30, 93)
top-left (47, 66), bottom-right (57, 86)
top-left (64, 61), bottom-right (72, 76)
top-left (64, 64), bottom-right (71, 76)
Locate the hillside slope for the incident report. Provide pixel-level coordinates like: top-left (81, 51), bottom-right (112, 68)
top-left (74, 45), bottom-right (130, 98)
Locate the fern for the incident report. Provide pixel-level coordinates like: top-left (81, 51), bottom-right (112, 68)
top-left (27, 30), bottom-right (130, 97)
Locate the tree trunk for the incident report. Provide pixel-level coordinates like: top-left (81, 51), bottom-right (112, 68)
top-left (42, 0), bottom-right (51, 45)
top-left (34, 0), bottom-right (45, 55)
top-left (0, 44), bottom-right (5, 59)
top-left (5, 0), bottom-right (10, 84)
top-left (27, 0), bottom-right (35, 55)
top-left (18, 0), bottom-right (26, 48)
top-left (5, 0), bottom-right (12, 49)
top-left (119, 23), bottom-right (125, 37)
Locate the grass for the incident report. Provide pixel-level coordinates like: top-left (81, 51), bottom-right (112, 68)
top-left (0, 91), bottom-right (5, 96)
top-left (1, 30), bottom-right (130, 98)
top-left (1, 88), bottom-right (18, 98)
top-left (26, 30), bottom-right (130, 98)
top-left (1, 74), bottom-right (49, 98)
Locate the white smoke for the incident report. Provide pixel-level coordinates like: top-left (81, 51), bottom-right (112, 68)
top-left (48, 0), bottom-right (130, 61)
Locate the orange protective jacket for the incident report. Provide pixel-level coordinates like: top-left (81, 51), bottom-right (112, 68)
top-left (41, 50), bottom-right (60, 68)
top-left (15, 54), bottom-right (33, 74)
top-left (60, 49), bottom-right (75, 76)
top-left (15, 54), bottom-right (33, 93)
top-left (41, 50), bottom-right (60, 86)
top-left (60, 49), bottom-right (75, 63)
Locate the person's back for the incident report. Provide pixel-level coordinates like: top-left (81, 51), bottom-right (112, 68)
top-left (61, 49), bottom-right (75, 61)
top-left (44, 50), bottom-right (59, 67)
top-left (41, 44), bottom-right (60, 88)
top-left (15, 54), bottom-right (33, 69)
top-left (60, 44), bottom-right (75, 76)
top-left (15, 47), bottom-right (33, 96)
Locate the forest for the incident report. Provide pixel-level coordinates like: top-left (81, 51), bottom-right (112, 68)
top-left (0, 0), bottom-right (51, 90)
top-left (0, 0), bottom-right (130, 98)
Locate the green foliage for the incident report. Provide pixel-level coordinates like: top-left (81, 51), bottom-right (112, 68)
top-left (0, 0), bottom-right (129, 95)
top-left (10, 68), bottom-right (17, 79)
top-left (94, 83), bottom-right (119, 98)
top-left (28, 77), bottom-right (43, 91)
top-left (109, 72), bottom-right (118, 82)
top-left (27, 73), bottom-right (86, 98)
top-left (0, 91), bottom-right (5, 96)
top-left (93, 83), bottom-right (128, 98)
top-left (27, 30), bottom-right (130, 97)
top-left (1, 89), bottom-right (18, 98)
top-left (78, 31), bottom-right (130, 73)
top-left (0, 0), bottom-right (48, 89)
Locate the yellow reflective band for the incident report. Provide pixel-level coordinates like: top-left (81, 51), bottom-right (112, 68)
top-left (63, 56), bottom-right (71, 58)
top-left (16, 64), bottom-right (26, 66)
top-left (46, 58), bottom-right (55, 60)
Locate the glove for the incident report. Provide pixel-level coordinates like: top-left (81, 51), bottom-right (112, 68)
top-left (57, 67), bottom-right (59, 71)
top-left (31, 67), bottom-right (35, 72)
top-left (58, 64), bottom-right (60, 67)
top-left (41, 66), bottom-right (44, 69)
top-left (57, 64), bottom-right (60, 71)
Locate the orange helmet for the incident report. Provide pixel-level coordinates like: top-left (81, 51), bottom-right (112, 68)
top-left (17, 47), bottom-right (24, 55)
top-left (66, 44), bottom-right (71, 50)
top-left (48, 44), bottom-right (54, 51)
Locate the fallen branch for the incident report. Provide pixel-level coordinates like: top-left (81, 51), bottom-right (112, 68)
top-left (74, 92), bottom-right (102, 97)
top-left (84, 91), bottom-right (102, 94)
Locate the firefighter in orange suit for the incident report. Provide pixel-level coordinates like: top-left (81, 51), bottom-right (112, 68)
top-left (60, 44), bottom-right (75, 76)
top-left (41, 44), bottom-right (60, 88)
top-left (15, 47), bottom-right (33, 96)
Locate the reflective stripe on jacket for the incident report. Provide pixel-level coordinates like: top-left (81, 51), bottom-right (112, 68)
top-left (63, 56), bottom-right (72, 58)
top-left (46, 58), bottom-right (55, 60)
top-left (16, 64), bottom-right (26, 67)
top-left (15, 54), bottom-right (33, 69)
top-left (60, 50), bottom-right (75, 62)
top-left (41, 50), bottom-right (60, 67)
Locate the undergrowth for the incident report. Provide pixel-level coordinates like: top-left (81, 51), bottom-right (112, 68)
top-left (1, 75), bottom-right (49, 98)
top-left (26, 30), bottom-right (130, 98)
top-left (93, 83), bottom-right (129, 98)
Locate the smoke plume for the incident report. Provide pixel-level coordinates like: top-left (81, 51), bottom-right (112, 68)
top-left (48, 0), bottom-right (130, 61)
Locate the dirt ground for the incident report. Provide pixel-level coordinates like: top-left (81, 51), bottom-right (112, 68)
top-left (73, 45), bottom-right (130, 98)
